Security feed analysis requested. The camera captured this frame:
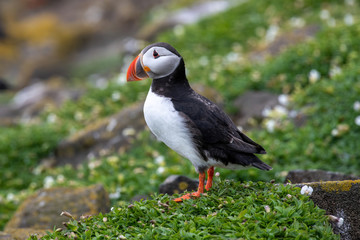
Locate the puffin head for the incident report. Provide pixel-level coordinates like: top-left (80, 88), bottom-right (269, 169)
top-left (127, 42), bottom-right (182, 81)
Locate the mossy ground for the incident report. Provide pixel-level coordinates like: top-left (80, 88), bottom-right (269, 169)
top-left (34, 181), bottom-right (338, 239)
top-left (1, 0), bottom-right (359, 238)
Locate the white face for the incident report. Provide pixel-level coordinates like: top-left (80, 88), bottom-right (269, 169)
top-left (141, 46), bottom-right (181, 79)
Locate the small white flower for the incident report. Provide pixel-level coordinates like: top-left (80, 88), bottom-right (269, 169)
top-left (265, 24), bottom-right (279, 43)
top-left (344, 14), bottom-right (354, 26)
top-left (109, 187), bottom-right (121, 199)
top-left (290, 17), bottom-right (305, 28)
top-left (355, 116), bottom-right (360, 126)
top-left (264, 205), bottom-right (271, 213)
top-left (154, 155), bottom-right (165, 165)
top-left (57, 174), bottom-right (65, 183)
top-left (309, 69), bottom-right (320, 83)
top-left (74, 111), bottom-right (84, 121)
top-left (337, 217), bottom-right (344, 227)
top-left (198, 56), bottom-right (209, 66)
top-left (328, 215), bottom-right (344, 227)
top-left (156, 167), bottom-right (165, 174)
top-left (320, 9), bottom-right (330, 20)
top-left (300, 185), bottom-right (313, 196)
top-left (273, 105), bottom-right (288, 117)
top-left (112, 92), bottom-right (121, 101)
top-left (265, 119), bottom-right (276, 133)
top-left (95, 77), bottom-right (108, 89)
top-left (331, 128), bottom-right (339, 137)
top-left (329, 66), bottom-right (342, 78)
top-left (88, 160), bottom-right (101, 170)
top-left (353, 101), bottom-right (360, 111)
top-left (116, 73), bottom-right (127, 86)
top-left (122, 127), bottom-right (136, 136)
top-left (174, 25), bottom-right (185, 36)
top-left (6, 193), bottom-right (15, 201)
top-left (261, 107), bottom-right (271, 117)
top-left (215, 172), bottom-right (220, 177)
top-left (278, 94), bottom-right (289, 106)
top-left (47, 113), bottom-right (57, 123)
top-left (225, 52), bottom-right (239, 63)
top-left (43, 176), bottom-right (55, 189)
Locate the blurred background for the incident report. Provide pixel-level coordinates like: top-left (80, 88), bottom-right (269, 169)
top-left (1, 0), bottom-right (360, 235)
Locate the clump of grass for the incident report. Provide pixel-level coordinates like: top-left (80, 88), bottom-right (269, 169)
top-left (34, 180), bottom-right (338, 239)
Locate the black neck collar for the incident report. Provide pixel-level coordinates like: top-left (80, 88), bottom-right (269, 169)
top-left (150, 58), bottom-right (192, 98)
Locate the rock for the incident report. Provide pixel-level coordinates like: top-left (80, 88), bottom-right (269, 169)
top-left (54, 102), bottom-right (146, 166)
top-left (285, 170), bottom-right (360, 184)
top-left (0, 77), bottom-right (82, 126)
top-left (5, 184), bottom-right (109, 231)
top-left (233, 91), bottom-right (279, 127)
top-left (298, 180), bottom-right (360, 240)
top-left (137, 1), bottom-right (230, 40)
top-left (159, 175), bottom-right (199, 195)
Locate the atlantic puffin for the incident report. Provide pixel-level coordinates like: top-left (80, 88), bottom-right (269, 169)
top-left (127, 42), bottom-right (271, 202)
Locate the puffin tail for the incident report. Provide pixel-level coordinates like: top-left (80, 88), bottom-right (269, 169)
top-left (251, 161), bottom-right (272, 171)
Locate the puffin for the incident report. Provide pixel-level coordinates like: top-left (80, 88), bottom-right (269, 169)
top-left (126, 42), bottom-right (271, 202)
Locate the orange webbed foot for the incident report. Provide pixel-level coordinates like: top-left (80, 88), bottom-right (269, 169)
top-left (173, 192), bottom-right (202, 202)
top-left (173, 171), bottom-right (207, 202)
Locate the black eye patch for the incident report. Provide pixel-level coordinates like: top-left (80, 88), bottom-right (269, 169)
top-left (153, 50), bottom-right (160, 59)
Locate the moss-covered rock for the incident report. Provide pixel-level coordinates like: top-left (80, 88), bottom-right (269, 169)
top-left (5, 184), bottom-right (109, 230)
top-left (298, 180), bottom-right (360, 239)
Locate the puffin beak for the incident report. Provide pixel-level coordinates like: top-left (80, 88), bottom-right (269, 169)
top-left (126, 54), bottom-right (149, 82)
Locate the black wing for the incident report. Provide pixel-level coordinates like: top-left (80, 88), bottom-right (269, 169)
top-left (171, 91), bottom-right (266, 155)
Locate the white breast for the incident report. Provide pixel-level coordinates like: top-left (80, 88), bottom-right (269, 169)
top-left (143, 88), bottom-right (205, 172)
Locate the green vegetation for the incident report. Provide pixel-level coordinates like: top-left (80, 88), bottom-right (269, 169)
top-left (35, 181), bottom-right (338, 239)
top-left (1, 0), bottom-right (359, 238)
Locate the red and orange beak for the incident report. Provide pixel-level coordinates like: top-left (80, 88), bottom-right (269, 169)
top-left (126, 54), bottom-right (149, 82)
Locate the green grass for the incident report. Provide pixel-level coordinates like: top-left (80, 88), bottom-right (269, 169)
top-left (1, 0), bottom-right (359, 236)
top-left (34, 181), bottom-right (338, 239)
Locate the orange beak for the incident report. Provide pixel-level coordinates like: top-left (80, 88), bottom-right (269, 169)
top-left (126, 54), bottom-right (149, 82)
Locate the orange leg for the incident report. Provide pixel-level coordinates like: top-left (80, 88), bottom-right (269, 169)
top-left (174, 172), bottom-right (205, 202)
top-left (205, 166), bottom-right (214, 191)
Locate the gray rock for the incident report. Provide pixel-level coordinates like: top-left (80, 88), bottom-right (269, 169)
top-left (297, 180), bottom-right (360, 240)
top-left (54, 102), bottom-right (145, 166)
top-left (285, 170), bottom-right (360, 184)
top-left (0, 229), bottom-right (48, 240)
top-left (0, 78), bottom-right (82, 126)
top-left (5, 184), bottom-right (109, 230)
top-left (159, 175), bottom-right (199, 195)
top-left (233, 91), bottom-right (279, 126)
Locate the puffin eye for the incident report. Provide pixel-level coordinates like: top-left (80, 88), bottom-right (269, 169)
top-left (153, 50), bottom-right (160, 59)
